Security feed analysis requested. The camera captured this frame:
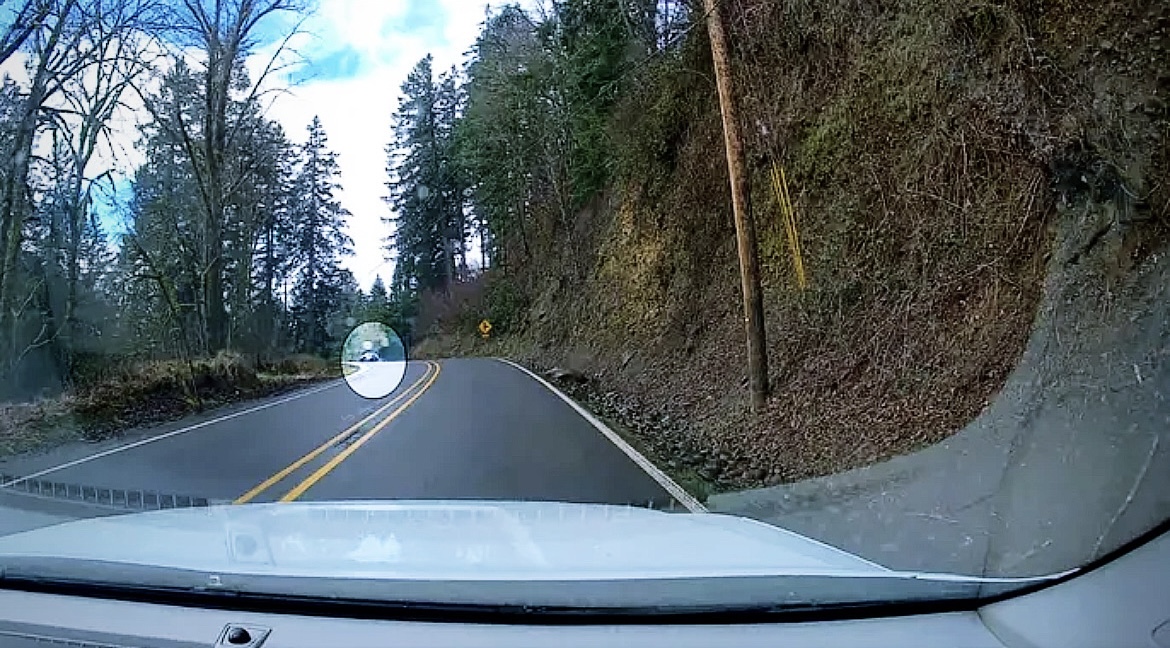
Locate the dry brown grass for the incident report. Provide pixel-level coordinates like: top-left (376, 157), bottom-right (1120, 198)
top-left (414, 274), bottom-right (492, 338)
top-left (0, 397), bottom-right (82, 457)
top-left (267, 353), bottom-right (334, 378)
top-left (411, 331), bottom-right (535, 362)
top-left (0, 352), bottom-right (340, 455)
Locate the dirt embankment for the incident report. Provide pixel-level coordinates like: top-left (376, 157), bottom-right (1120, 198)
top-left (419, 0), bottom-right (1169, 493)
top-left (707, 192), bottom-right (1170, 576)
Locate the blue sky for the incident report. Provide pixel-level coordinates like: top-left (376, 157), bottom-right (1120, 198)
top-left (290, 45), bottom-right (364, 84)
top-left (252, 0), bottom-right (502, 288)
top-left (1, 0), bottom-right (535, 287)
top-left (2, 0), bottom-right (514, 288)
top-left (287, 0), bottom-right (451, 85)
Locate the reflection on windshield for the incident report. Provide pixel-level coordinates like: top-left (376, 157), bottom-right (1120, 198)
top-left (0, 0), bottom-right (1165, 610)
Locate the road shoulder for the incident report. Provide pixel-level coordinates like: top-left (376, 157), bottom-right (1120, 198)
top-left (0, 379), bottom-right (344, 485)
top-left (496, 359), bottom-right (708, 513)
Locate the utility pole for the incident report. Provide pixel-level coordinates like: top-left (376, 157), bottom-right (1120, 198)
top-left (703, 0), bottom-right (769, 411)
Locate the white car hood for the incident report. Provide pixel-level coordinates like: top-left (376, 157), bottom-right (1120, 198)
top-left (0, 500), bottom-right (887, 580)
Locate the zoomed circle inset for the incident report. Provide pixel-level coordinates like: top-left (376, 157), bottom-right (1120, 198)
top-left (341, 322), bottom-right (407, 399)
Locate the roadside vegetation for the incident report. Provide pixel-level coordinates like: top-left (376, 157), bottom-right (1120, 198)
top-left (0, 353), bottom-right (338, 458)
top-left (402, 0), bottom-right (1168, 492)
top-left (1, 0), bottom-right (1164, 490)
top-left (0, 1), bottom-right (402, 452)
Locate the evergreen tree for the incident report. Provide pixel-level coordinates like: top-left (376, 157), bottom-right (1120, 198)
top-left (290, 117), bottom-right (353, 354)
top-left (458, 5), bottom-right (548, 268)
top-left (357, 275), bottom-right (397, 327)
top-left (386, 56), bottom-right (442, 297)
top-left (384, 56), bottom-right (469, 300)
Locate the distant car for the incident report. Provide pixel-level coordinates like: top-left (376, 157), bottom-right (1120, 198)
top-left (358, 351), bottom-right (380, 362)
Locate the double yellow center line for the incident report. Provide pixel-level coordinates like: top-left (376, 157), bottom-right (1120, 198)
top-left (234, 361), bottom-right (441, 504)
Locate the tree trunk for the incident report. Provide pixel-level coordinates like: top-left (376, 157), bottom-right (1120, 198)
top-left (60, 193), bottom-right (82, 382)
top-left (204, 214), bottom-right (226, 352)
top-left (0, 87), bottom-right (43, 371)
top-left (481, 228), bottom-right (490, 270)
top-left (703, 0), bottom-right (769, 411)
top-left (201, 42), bottom-right (233, 354)
top-left (57, 144), bottom-right (92, 384)
top-left (263, 220), bottom-right (276, 353)
top-left (443, 234), bottom-right (454, 292)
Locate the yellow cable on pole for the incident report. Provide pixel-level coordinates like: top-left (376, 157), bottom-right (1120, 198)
top-left (781, 165), bottom-right (807, 289)
top-left (770, 161), bottom-right (808, 290)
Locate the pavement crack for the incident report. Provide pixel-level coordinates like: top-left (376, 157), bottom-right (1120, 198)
top-left (1090, 434), bottom-right (1160, 558)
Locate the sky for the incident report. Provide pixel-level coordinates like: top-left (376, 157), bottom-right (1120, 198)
top-left (0, 0), bottom-right (524, 291)
top-left (256, 0), bottom-right (503, 289)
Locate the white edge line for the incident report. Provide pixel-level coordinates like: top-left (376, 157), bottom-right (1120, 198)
top-left (495, 358), bottom-right (708, 513)
top-left (0, 380), bottom-right (344, 489)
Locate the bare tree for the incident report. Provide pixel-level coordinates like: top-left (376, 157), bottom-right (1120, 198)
top-left (42, 0), bottom-right (156, 375)
top-left (145, 0), bottom-right (302, 353)
top-left (2, 0), bottom-right (85, 370)
top-left (0, 0), bottom-right (157, 378)
top-left (0, 0), bottom-right (53, 66)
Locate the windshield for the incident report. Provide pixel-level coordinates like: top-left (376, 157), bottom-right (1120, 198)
top-left (0, 0), bottom-right (1166, 615)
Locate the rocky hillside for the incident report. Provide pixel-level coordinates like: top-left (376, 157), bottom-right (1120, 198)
top-left (417, 0), bottom-right (1168, 493)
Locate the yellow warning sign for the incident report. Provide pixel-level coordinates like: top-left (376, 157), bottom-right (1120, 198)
top-left (478, 319), bottom-right (492, 338)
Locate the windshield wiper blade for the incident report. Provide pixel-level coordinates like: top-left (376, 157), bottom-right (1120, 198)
top-left (0, 554), bottom-right (1055, 625)
top-left (0, 566), bottom-right (993, 626)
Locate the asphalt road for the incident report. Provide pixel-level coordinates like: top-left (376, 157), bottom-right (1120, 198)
top-left (343, 360), bottom-right (408, 399)
top-left (0, 359), bottom-right (687, 533)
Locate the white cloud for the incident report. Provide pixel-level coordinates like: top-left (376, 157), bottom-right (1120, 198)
top-left (1, 37), bottom-right (203, 231)
top-left (261, 0), bottom-right (499, 289)
top-left (3, 0), bottom-right (518, 289)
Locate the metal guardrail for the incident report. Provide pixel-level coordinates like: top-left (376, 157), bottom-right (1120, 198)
top-left (0, 473), bottom-right (230, 511)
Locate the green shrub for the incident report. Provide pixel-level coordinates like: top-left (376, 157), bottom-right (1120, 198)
top-left (271, 354), bottom-right (331, 376)
top-left (485, 275), bottom-right (528, 334)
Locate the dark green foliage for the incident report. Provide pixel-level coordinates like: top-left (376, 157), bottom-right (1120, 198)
top-left (484, 274), bottom-right (528, 334)
top-left (391, 1), bottom-right (696, 339)
top-left (289, 117), bottom-right (353, 354)
top-left (385, 56), bottom-right (468, 299)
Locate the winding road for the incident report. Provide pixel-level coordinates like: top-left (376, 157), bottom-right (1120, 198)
top-left (0, 359), bottom-right (699, 535)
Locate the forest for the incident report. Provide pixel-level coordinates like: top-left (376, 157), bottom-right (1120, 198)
top-left (384, 0), bottom-right (693, 333)
top-left (1, 0), bottom-right (1165, 487)
top-left (0, 0), bottom-right (402, 401)
top-left (0, 0), bottom-right (692, 404)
